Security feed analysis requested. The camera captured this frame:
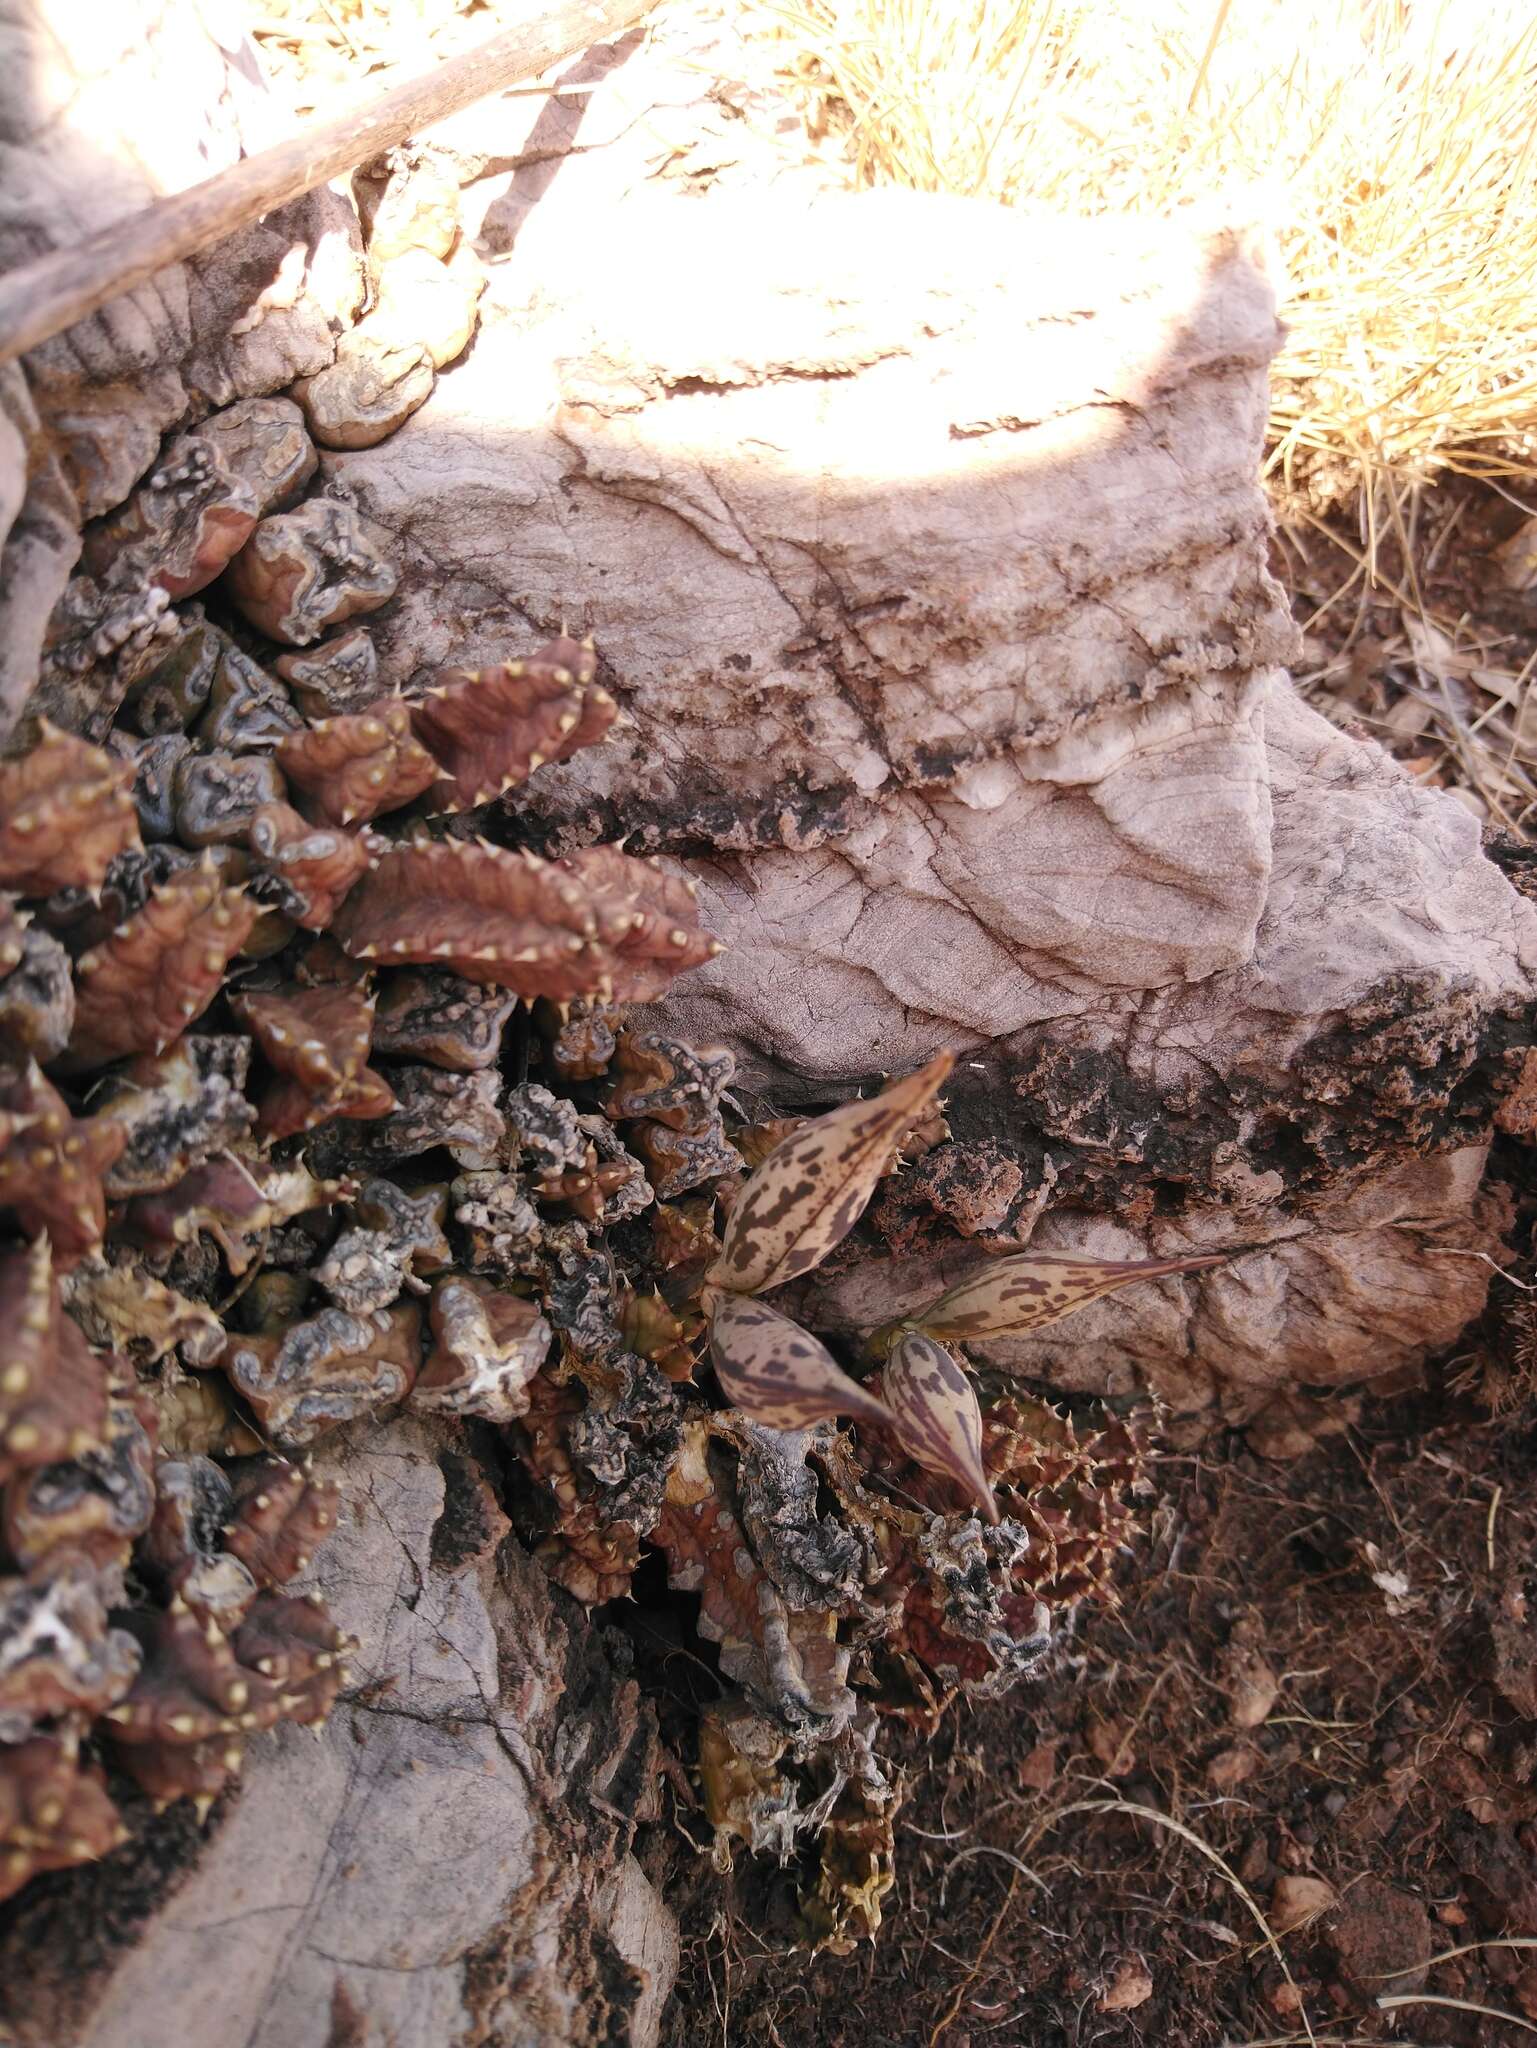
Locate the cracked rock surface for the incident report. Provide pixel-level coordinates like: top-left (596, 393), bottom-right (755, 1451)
top-left (322, 21), bottom-right (1537, 1418)
top-left (0, 1421), bottom-right (676, 2048)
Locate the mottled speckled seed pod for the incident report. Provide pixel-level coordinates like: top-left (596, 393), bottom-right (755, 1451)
top-left (708, 1294), bottom-right (892, 1432)
top-left (883, 1330), bottom-right (998, 1524)
top-left (706, 1052), bottom-right (953, 1297)
top-left (916, 1247), bottom-right (1228, 1343)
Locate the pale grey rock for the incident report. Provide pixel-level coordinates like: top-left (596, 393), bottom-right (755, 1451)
top-left (0, 365), bottom-right (79, 739)
top-left (325, 163), bottom-right (1537, 1413)
top-left (1, 1421), bottom-right (674, 2048)
top-left (333, 193), bottom-right (1290, 869)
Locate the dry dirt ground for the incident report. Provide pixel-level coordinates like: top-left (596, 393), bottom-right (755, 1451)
top-left (1278, 481), bottom-right (1537, 845)
top-left (623, 1144), bottom-right (1537, 2048)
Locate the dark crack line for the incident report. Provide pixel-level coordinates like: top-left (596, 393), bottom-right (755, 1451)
top-left (170, 1901), bottom-right (306, 1938)
top-left (305, 1942), bottom-right (467, 1978)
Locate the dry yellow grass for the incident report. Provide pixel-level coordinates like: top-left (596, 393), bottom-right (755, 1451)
top-left (744, 0), bottom-right (1537, 564)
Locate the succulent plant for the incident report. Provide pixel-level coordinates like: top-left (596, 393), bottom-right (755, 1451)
top-left (0, 384), bottom-right (715, 1904)
top-left (478, 1021), bottom-right (1229, 1945)
top-left (0, 169), bottom-right (1229, 1950)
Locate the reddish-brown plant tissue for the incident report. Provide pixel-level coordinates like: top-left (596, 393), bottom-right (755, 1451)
top-left (3, 1380), bottom-right (158, 1571)
top-left (984, 1398), bottom-right (1149, 1604)
top-left (68, 1266), bottom-right (224, 1369)
top-left (83, 436), bottom-right (260, 602)
top-left (246, 799), bottom-right (377, 929)
top-left (0, 1730), bottom-right (126, 1902)
top-left (0, 1066), bottom-right (127, 1267)
top-left (654, 1421), bottom-right (853, 1726)
top-left (0, 367), bottom-right (1204, 1958)
top-left (411, 635), bottom-right (618, 811)
top-left (0, 1554), bottom-right (139, 1732)
top-left (334, 838), bottom-right (589, 994)
top-left (229, 983), bottom-right (395, 1139)
top-left (117, 1154), bottom-right (287, 1274)
top-left (333, 838), bottom-right (718, 1000)
top-left (218, 1304), bottom-right (421, 1447)
top-left (606, 1031), bottom-right (736, 1130)
top-left (0, 726), bottom-right (141, 897)
top-left (559, 845), bottom-right (722, 1003)
top-left (515, 1372), bottom-right (642, 1606)
top-left (0, 1238), bottom-right (111, 1472)
top-left (413, 1274), bottom-right (551, 1422)
top-left (222, 499), bottom-right (397, 646)
top-left (102, 1593), bottom-right (346, 1814)
top-left (91, 1037), bottom-right (256, 1198)
top-left (232, 1590), bottom-right (350, 1723)
top-left (223, 1458), bottom-right (341, 1587)
top-left (276, 698), bottom-right (438, 828)
top-left (371, 972), bottom-right (518, 1071)
top-left (64, 864), bottom-right (256, 1069)
top-left (0, 379), bottom-right (740, 1921)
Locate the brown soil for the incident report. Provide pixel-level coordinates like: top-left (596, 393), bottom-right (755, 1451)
top-left (627, 1083), bottom-right (1537, 2046)
top-left (642, 1372), bottom-right (1537, 2040)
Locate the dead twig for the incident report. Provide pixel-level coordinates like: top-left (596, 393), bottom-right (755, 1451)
top-left (0, 0), bottom-right (655, 367)
top-left (1377, 1991), bottom-right (1537, 2034)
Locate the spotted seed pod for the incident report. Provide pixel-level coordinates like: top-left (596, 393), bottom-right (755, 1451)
top-left (881, 1331), bottom-right (998, 1525)
top-left (914, 1246), bottom-right (1228, 1343)
top-left (708, 1295), bottom-right (891, 1433)
top-left (706, 1052), bottom-right (953, 1297)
